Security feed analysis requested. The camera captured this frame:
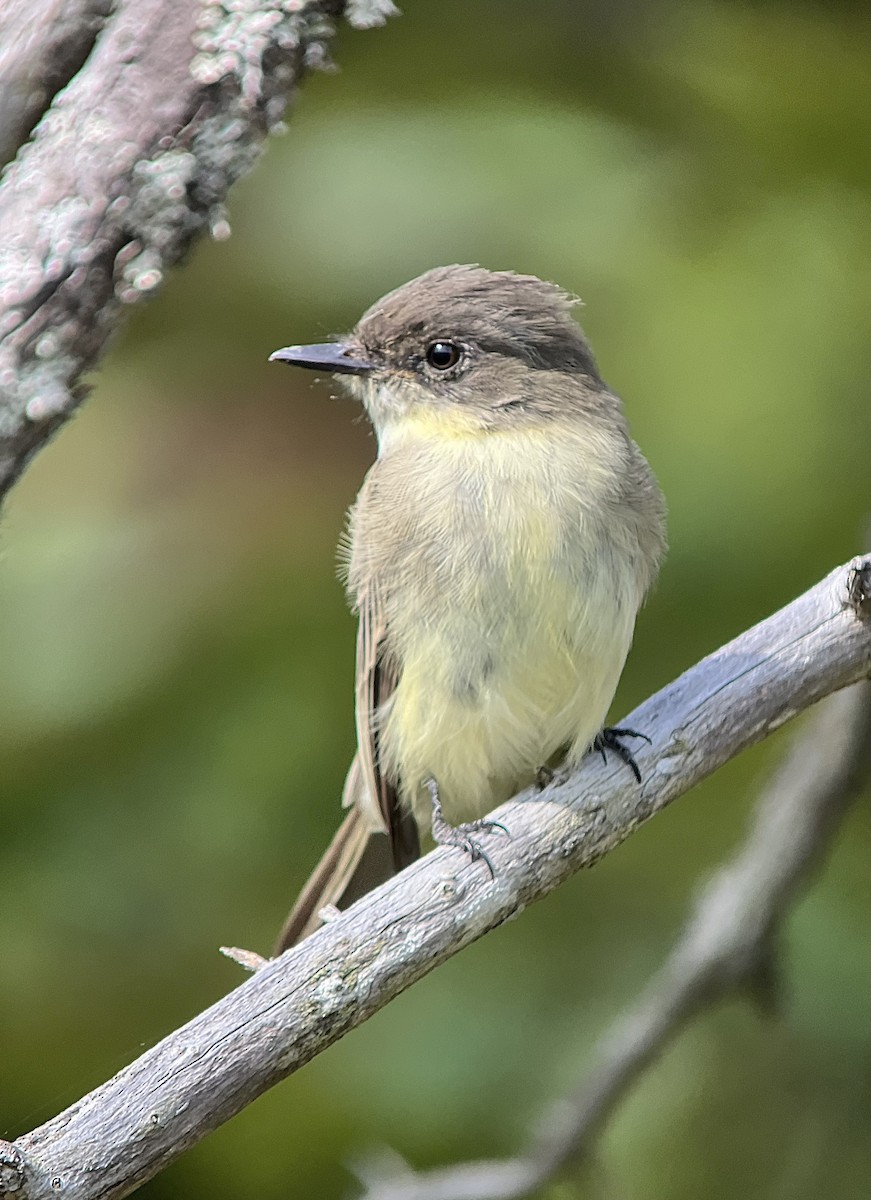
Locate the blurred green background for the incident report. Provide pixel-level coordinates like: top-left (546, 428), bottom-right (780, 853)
top-left (1, 0), bottom-right (868, 1196)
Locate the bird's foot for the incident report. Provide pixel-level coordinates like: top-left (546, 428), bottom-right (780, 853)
top-left (592, 726), bottom-right (651, 784)
top-left (534, 764), bottom-right (555, 790)
top-left (426, 777), bottom-right (509, 879)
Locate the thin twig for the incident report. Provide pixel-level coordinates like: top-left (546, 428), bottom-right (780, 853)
top-left (0, 557), bottom-right (868, 1200)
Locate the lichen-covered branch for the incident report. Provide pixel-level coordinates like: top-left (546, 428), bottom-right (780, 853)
top-left (0, 557), bottom-right (868, 1200)
top-left (354, 680), bottom-right (871, 1200)
top-left (0, 0), bottom-right (113, 168)
top-left (0, 0), bottom-right (396, 499)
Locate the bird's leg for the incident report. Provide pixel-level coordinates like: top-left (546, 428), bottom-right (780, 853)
top-left (425, 777), bottom-right (509, 879)
top-left (592, 727), bottom-right (651, 783)
top-left (534, 764), bottom-right (555, 790)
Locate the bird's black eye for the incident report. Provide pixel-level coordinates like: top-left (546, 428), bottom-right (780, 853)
top-left (425, 341), bottom-right (461, 371)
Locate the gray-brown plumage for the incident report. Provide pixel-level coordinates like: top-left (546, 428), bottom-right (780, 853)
top-left (271, 265), bottom-right (666, 950)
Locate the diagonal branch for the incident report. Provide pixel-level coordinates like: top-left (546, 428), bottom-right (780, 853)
top-left (0, 557), bottom-right (868, 1200)
top-left (0, 0), bottom-right (114, 168)
top-left (0, 0), bottom-right (397, 501)
top-left (353, 680), bottom-right (871, 1200)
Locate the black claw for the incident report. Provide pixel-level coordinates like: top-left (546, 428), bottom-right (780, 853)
top-left (464, 838), bottom-right (496, 878)
top-left (607, 726), bottom-right (652, 746)
top-left (593, 726), bottom-right (651, 783)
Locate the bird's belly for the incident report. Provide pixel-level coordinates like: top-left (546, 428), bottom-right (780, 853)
top-left (357, 428), bottom-right (646, 828)
top-left (380, 573), bottom-right (635, 828)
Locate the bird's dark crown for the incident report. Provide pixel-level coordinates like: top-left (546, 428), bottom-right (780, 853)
top-left (353, 264), bottom-right (602, 381)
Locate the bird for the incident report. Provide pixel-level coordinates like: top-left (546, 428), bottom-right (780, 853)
top-left (269, 264), bottom-right (666, 950)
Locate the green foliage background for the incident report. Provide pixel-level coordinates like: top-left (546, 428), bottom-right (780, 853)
top-left (1, 1), bottom-right (868, 1196)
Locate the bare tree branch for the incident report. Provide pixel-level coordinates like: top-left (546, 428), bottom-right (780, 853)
top-left (0, 557), bottom-right (868, 1200)
top-left (0, 0), bottom-right (113, 168)
top-left (0, 0), bottom-right (397, 501)
top-left (354, 679), bottom-right (871, 1200)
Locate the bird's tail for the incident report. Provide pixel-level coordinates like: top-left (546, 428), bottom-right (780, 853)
top-left (273, 804), bottom-right (395, 953)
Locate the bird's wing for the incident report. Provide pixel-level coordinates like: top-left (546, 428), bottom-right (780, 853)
top-left (355, 587), bottom-right (420, 870)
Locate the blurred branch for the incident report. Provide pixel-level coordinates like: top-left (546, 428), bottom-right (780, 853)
top-left (0, 0), bottom-right (396, 501)
top-left (0, 0), bottom-right (113, 168)
top-left (354, 680), bottom-right (871, 1200)
top-left (0, 558), bottom-right (868, 1200)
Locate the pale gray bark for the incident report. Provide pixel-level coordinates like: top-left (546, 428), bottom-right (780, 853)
top-left (0, 0), bottom-right (113, 167)
top-left (0, 0), bottom-right (396, 500)
top-left (0, 556), bottom-right (868, 1200)
top-left (353, 680), bottom-right (871, 1200)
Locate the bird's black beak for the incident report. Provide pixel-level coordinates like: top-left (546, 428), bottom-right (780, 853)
top-left (268, 342), bottom-right (373, 375)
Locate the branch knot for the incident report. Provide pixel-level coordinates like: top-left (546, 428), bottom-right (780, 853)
top-left (0, 1142), bottom-right (26, 1196)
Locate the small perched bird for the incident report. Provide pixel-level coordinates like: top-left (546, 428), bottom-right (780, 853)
top-left (270, 265), bottom-right (666, 950)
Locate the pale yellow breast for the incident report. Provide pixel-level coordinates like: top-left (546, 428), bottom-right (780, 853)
top-left (350, 417), bottom-right (646, 827)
